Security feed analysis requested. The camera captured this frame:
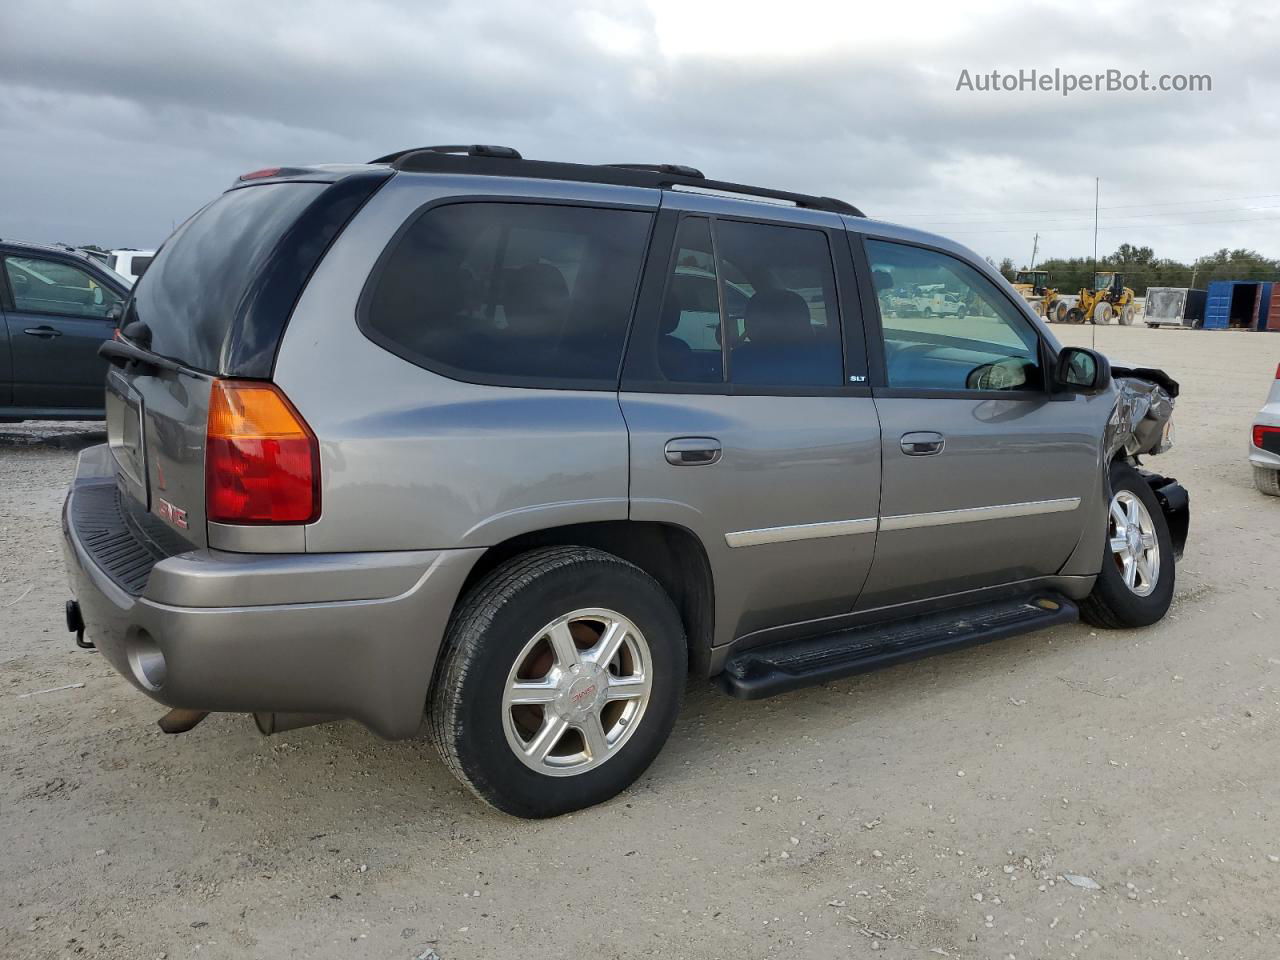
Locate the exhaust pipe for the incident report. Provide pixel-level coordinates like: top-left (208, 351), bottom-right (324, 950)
top-left (157, 708), bottom-right (209, 734)
top-left (252, 712), bottom-right (335, 736)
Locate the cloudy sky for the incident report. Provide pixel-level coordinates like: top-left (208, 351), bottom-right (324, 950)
top-left (1, 0), bottom-right (1277, 266)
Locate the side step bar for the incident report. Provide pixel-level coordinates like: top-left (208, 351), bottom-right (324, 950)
top-left (717, 593), bottom-right (1078, 700)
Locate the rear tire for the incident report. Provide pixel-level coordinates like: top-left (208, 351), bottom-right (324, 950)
top-left (1254, 465), bottom-right (1280, 497)
top-left (1066, 308), bottom-right (1085, 324)
top-left (1080, 462), bottom-right (1175, 629)
top-left (428, 546), bottom-right (686, 818)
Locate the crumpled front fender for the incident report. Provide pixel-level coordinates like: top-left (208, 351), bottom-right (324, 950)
top-left (1106, 366), bottom-right (1179, 459)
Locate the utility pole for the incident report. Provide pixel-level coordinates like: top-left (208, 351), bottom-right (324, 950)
top-left (1029, 233), bottom-right (1039, 271)
top-left (1091, 178), bottom-right (1100, 348)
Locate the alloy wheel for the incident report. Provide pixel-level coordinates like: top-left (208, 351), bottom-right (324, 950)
top-left (1107, 490), bottom-right (1160, 597)
top-left (501, 608), bottom-right (652, 777)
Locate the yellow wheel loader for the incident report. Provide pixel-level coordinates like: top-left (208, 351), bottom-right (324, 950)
top-left (1012, 270), bottom-right (1069, 323)
top-left (1066, 272), bottom-right (1137, 325)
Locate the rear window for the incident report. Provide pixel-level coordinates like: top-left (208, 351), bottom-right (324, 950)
top-left (126, 183), bottom-right (326, 372)
top-left (361, 202), bottom-right (653, 388)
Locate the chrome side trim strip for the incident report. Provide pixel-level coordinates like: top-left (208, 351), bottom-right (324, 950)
top-left (725, 516), bottom-right (878, 548)
top-left (879, 497), bottom-right (1081, 532)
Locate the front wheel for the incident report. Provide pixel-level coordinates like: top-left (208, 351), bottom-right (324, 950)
top-left (1080, 462), bottom-right (1176, 629)
top-left (428, 546), bottom-right (686, 818)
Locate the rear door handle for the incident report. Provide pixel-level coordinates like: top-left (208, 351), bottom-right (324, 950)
top-left (23, 326), bottom-right (62, 339)
top-left (665, 437), bottom-right (722, 466)
top-left (900, 431), bottom-right (944, 456)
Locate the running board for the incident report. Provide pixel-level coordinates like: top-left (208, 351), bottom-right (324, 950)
top-left (717, 593), bottom-right (1078, 700)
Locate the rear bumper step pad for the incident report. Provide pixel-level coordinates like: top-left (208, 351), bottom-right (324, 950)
top-left (718, 594), bottom-right (1078, 699)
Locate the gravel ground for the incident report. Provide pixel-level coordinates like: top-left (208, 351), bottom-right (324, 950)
top-left (2, 324), bottom-right (1278, 960)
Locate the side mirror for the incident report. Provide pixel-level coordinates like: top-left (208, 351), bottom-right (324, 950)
top-left (1054, 346), bottom-right (1110, 394)
top-left (967, 357), bottom-right (1032, 391)
top-left (108, 302), bottom-right (125, 323)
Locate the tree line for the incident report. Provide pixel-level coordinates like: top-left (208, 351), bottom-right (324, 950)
top-left (991, 245), bottom-right (1279, 295)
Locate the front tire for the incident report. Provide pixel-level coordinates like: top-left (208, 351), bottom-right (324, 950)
top-left (1080, 462), bottom-right (1175, 629)
top-left (428, 547), bottom-right (686, 818)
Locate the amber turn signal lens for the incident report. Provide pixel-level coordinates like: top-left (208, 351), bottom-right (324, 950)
top-left (206, 380), bottom-right (319, 525)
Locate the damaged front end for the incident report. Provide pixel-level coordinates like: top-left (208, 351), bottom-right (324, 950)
top-left (1107, 366), bottom-right (1188, 558)
top-left (1106, 366), bottom-right (1178, 459)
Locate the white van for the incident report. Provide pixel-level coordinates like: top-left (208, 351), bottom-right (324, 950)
top-left (107, 249), bottom-right (157, 286)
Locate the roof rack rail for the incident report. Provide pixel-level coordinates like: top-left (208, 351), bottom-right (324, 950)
top-left (369, 144), bottom-right (522, 164)
top-left (607, 162), bottom-right (706, 179)
top-left (375, 149), bottom-right (863, 216)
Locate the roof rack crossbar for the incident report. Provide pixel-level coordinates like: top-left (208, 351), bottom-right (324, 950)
top-left (379, 150), bottom-right (863, 216)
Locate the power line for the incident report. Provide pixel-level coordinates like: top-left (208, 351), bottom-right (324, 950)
top-left (879, 203), bottom-right (1280, 228)
top-left (944, 213), bottom-right (1280, 236)
top-left (879, 192), bottom-right (1280, 220)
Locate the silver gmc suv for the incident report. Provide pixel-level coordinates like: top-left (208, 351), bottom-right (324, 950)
top-left (62, 145), bottom-right (1189, 817)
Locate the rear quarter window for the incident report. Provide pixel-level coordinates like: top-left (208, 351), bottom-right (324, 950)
top-left (360, 202), bottom-right (653, 388)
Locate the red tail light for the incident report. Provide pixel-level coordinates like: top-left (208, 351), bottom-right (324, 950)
top-left (1254, 424), bottom-right (1280, 449)
top-left (206, 381), bottom-right (319, 524)
top-left (239, 167), bottom-right (282, 181)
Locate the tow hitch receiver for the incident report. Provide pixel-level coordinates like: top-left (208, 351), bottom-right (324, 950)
top-left (65, 600), bottom-right (94, 649)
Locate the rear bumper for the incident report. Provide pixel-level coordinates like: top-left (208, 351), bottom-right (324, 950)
top-left (62, 445), bottom-right (481, 739)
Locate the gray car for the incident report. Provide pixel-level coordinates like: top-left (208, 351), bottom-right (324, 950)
top-left (61, 146), bottom-right (1189, 817)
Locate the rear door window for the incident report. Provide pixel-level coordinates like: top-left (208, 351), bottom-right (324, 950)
top-left (640, 216), bottom-right (847, 390)
top-left (3, 256), bottom-right (122, 319)
top-left (361, 202), bottom-right (653, 388)
top-left (656, 218), bottom-right (723, 383)
top-left (718, 220), bottom-right (843, 388)
top-left (126, 182), bottom-right (328, 372)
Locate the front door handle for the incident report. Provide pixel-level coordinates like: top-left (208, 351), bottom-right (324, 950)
top-left (900, 431), bottom-right (944, 456)
top-left (23, 326), bottom-right (62, 339)
top-left (665, 437), bottom-right (722, 466)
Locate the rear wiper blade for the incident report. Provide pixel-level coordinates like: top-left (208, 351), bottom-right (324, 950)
top-left (99, 338), bottom-right (184, 375)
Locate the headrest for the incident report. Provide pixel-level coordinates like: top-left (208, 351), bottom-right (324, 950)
top-left (743, 288), bottom-right (811, 344)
